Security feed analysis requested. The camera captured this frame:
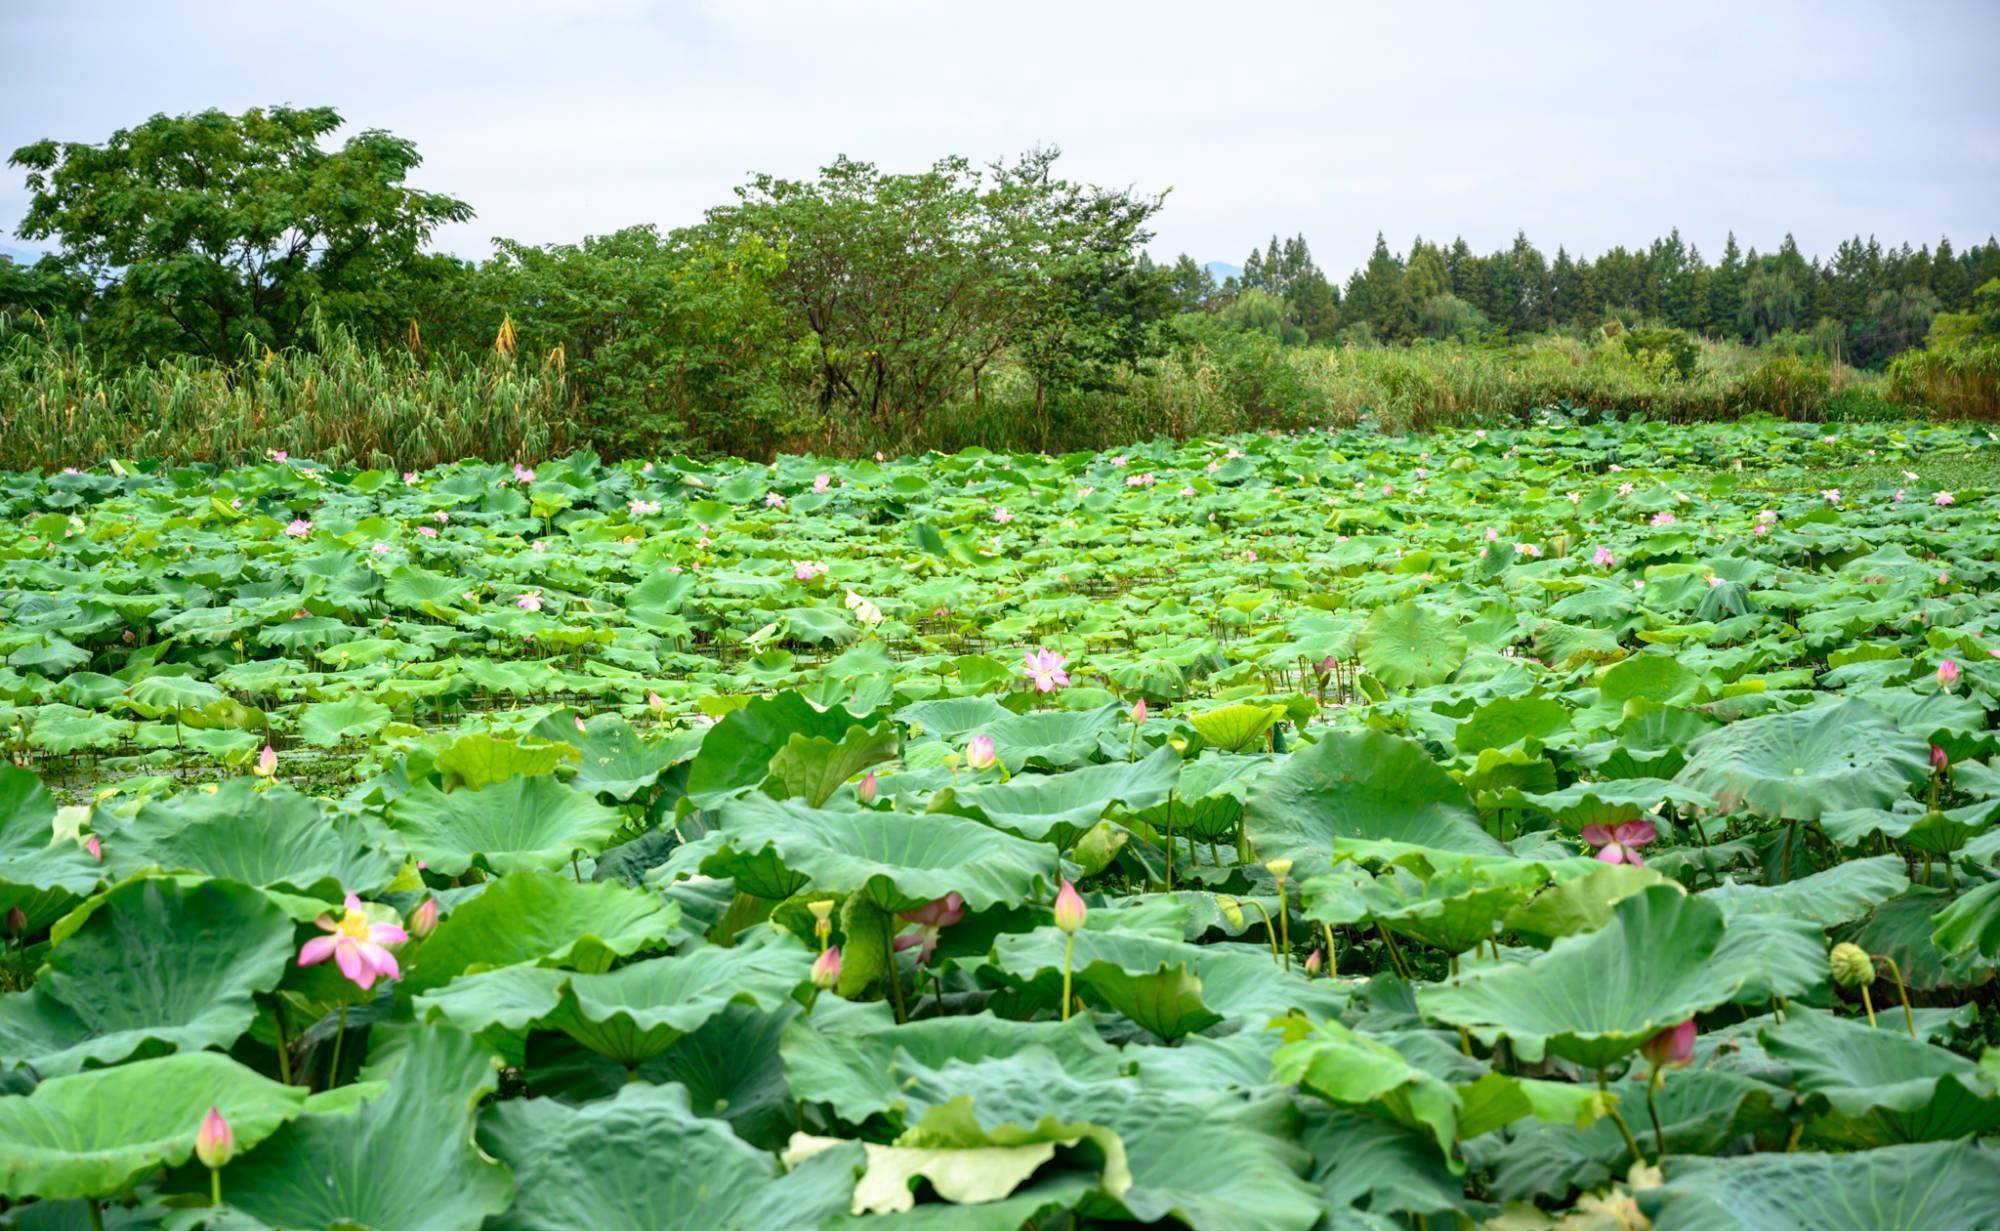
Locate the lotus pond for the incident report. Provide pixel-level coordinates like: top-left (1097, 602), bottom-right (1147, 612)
top-left (4, 416), bottom-right (2000, 1229)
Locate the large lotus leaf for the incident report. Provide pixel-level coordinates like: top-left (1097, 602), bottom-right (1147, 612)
top-left (1514, 778), bottom-right (1714, 830)
top-left (297, 696), bottom-right (393, 747)
top-left (1845, 886), bottom-right (1986, 992)
top-left (1301, 1106), bottom-right (1474, 1227)
top-left (1504, 863), bottom-right (1669, 947)
top-left (1453, 695), bottom-right (1570, 755)
top-left (1480, 1069), bottom-right (1789, 1204)
top-left (686, 691), bottom-right (884, 806)
top-left (0, 1051), bottom-right (307, 1199)
top-left (223, 1023), bottom-right (512, 1231)
top-left (1271, 1018), bottom-right (1463, 1159)
top-left (1187, 702), bottom-right (1286, 753)
top-left (0, 877), bottom-right (293, 1076)
top-left (782, 1007), bottom-right (1125, 1119)
top-left (431, 731), bottom-right (579, 792)
top-left (529, 711), bottom-right (689, 802)
top-left (684, 794), bottom-right (1057, 912)
top-left (1758, 1008), bottom-right (2000, 1147)
top-left (1363, 863), bottom-right (1553, 955)
top-left (1702, 855), bottom-right (1908, 928)
top-left (389, 774), bottom-right (624, 876)
top-left (1247, 729), bottom-right (1504, 868)
top-left (0, 767), bottom-right (99, 927)
top-left (786, 1131), bottom-right (1084, 1216)
top-left (399, 870), bottom-right (680, 996)
top-left (1419, 885), bottom-right (1781, 1069)
top-left (543, 934), bottom-right (813, 1067)
top-left (932, 746), bottom-right (1181, 845)
top-left (986, 929), bottom-right (1344, 1041)
top-left (479, 1081), bottom-right (860, 1231)
top-left (101, 780), bottom-right (398, 898)
top-left (1931, 877), bottom-right (2000, 959)
top-left (1597, 653), bottom-right (1700, 705)
top-left (971, 704), bottom-right (1123, 771)
top-left (1635, 1140), bottom-right (2000, 1231)
top-left (767, 720), bottom-right (900, 808)
top-left (1674, 698), bottom-right (1930, 821)
top-left (1358, 602), bottom-right (1467, 690)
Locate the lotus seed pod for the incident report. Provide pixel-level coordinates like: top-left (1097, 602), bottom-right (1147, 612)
top-left (1265, 858), bottom-right (1294, 880)
top-left (1829, 942), bottom-right (1875, 988)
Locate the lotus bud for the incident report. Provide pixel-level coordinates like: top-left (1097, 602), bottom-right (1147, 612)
top-left (3, 906), bottom-right (24, 937)
top-left (85, 834), bottom-right (102, 861)
top-left (965, 734), bottom-right (998, 771)
top-left (1829, 942), bottom-right (1876, 988)
top-left (194, 1106), bottom-right (235, 1169)
top-left (1130, 698), bottom-right (1148, 725)
top-left (1053, 881), bottom-right (1088, 934)
top-left (811, 945), bottom-right (842, 989)
top-left (1937, 660), bottom-right (1961, 691)
top-left (254, 744), bottom-right (278, 778)
top-left (408, 897), bottom-right (439, 941)
top-left (647, 691), bottom-right (667, 713)
top-left (1304, 948), bottom-right (1323, 977)
top-left (856, 772), bottom-right (879, 806)
top-left (1640, 1019), bottom-right (1696, 1070)
top-left (1931, 745), bottom-right (1950, 773)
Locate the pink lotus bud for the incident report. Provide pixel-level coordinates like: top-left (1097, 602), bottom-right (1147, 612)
top-left (1932, 745), bottom-right (1951, 773)
top-left (1130, 698), bottom-right (1147, 725)
top-left (1938, 660), bottom-right (1961, 691)
top-left (195, 1106), bottom-right (235, 1169)
top-left (965, 734), bottom-right (998, 771)
top-left (1641, 1019), bottom-right (1697, 1070)
top-left (85, 835), bottom-right (102, 861)
top-left (856, 772), bottom-right (879, 805)
top-left (254, 744), bottom-right (278, 778)
top-left (408, 897), bottom-right (439, 940)
top-left (1304, 948), bottom-right (1323, 977)
top-left (1053, 881), bottom-right (1087, 934)
top-left (812, 945), bottom-right (842, 989)
top-left (3, 906), bottom-right (24, 937)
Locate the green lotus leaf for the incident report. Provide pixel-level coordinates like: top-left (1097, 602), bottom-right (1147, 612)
top-left (1504, 863), bottom-right (1669, 946)
top-left (222, 1023), bottom-right (512, 1231)
top-left (100, 780), bottom-right (399, 898)
top-left (399, 870), bottom-right (680, 996)
top-left (297, 695), bottom-right (394, 747)
top-left (0, 768), bottom-right (100, 930)
top-left (1187, 702), bottom-right (1285, 753)
top-left (478, 1081), bottom-right (860, 1231)
top-left (1358, 602), bottom-right (1467, 690)
top-left (1454, 695), bottom-right (1569, 755)
top-left (680, 794), bottom-right (1058, 912)
top-left (786, 1131), bottom-right (1081, 1216)
top-left (0, 877), bottom-right (293, 1076)
top-left (432, 731), bottom-right (580, 792)
top-left (1759, 1008), bottom-right (2000, 1147)
top-left (1931, 877), bottom-right (2000, 959)
top-left (968, 704), bottom-right (1125, 771)
top-left (932, 745), bottom-right (1180, 845)
top-left (1300, 1107), bottom-right (1475, 1227)
top-left (1271, 1018), bottom-right (1463, 1159)
top-left (686, 691), bottom-right (885, 806)
top-left (1635, 1140), bottom-right (2000, 1231)
top-left (0, 1051), bottom-right (308, 1199)
top-left (1597, 653), bottom-right (1700, 705)
top-left (542, 933), bottom-right (813, 1067)
top-left (767, 720), bottom-right (899, 808)
top-left (1515, 779), bottom-right (1714, 830)
top-left (1247, 728), bottom-right (1505, 868)
top-left (389, 775), bottom-right (624, 876)
top-left (1702, 854), bottom-right (1908, 928)
top-left (530, 711), bottom-right (690, 802)
top-left (1419, 885), bottom-right (1783, 1069)
top-left (1674, 698), bottom-right (1930, 821)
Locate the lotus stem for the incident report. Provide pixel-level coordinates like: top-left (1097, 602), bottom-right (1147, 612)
top-left (271, 996), bottom-right (293, 1086)
top-left (88, 1200), bottom-right (105, 1231)
top-left (881, 912), bottom-right (907, 1025)
top-left (1860, 983), bottom-right (1877, 1029)
top-left (1599, 1070), bottom-right (1644, 1168)
top-left (212, 1167), bottom-right (222, 1207)
top-left (1877, 953), bottom-right (1917, 1038)
top-left (1163, 795), bottom-right (1176, 892)
top-left (1060, 932), bottom-right (1076, 1022)
top-left (1378, 925), bottom-right (1413, 980)
top-left (1646, 1067), bottom-right (1668, 1160)
top-left (328, 999), bottom-right (349, 1088)
top-left (1321, 923), bottom-right (1338, 974)
top-left (1246, 899), bottom-right (1281, 963)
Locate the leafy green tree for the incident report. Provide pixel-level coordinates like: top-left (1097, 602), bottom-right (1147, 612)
top-left (10, 106), bottom-right (473, 363)
top-left (1739, 262), bottom-right (1804, 343)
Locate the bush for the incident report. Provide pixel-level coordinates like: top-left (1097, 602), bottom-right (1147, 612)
top-left (1885, 341), bottom-right (2000, 420)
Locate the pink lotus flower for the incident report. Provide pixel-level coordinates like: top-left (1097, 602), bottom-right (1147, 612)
top-left (793, 560), bottom-right (828, 581)
top-left (254, 745), bottom-right (278, 778)
top-left (1304, 948), bottom-right (1323, 977)
top-left (1938, 660), bottom-right (1961, 691)
top-left (417, 525), bottom-right (438, 538)
top-left (1581, 819), bottom-right (1657, 865)
top-left (856, 771), bottom-right (879, 806)
top-left (1932, 745), bottom-right (1951, 773)
top-left (1649, 512), bottom-right (1676, 527)
top-left (299, 893), bottom-right (409, 990)
top-left (628, 499), bottom-right (661, 516)
top-left (1485, 528), bottom-right (1500, 542)
top-left (992, 507), bottom-right (1013, 524)
top-left (1023, 648), bottom-right (1070, 692)
top-left (811, 946), bottom-right (842, 989)
top-left (1514, 543), bottom-right (1541, 558)
top-left (764, 491), bottom-right (786, 508)
top-left (195, 1106), bottom-right (235, 1169)
top-left (284, 519), bottom-right (312, 540)
top-left (893, 892), bottom-right (965, 964)
top-left (402, 472), bottom-right (417, 484)
top-left (517, 590), bottom-right (543, 612)
top-left (1593, 546), bottom-right (1616, 567)
top-left (965, 733), bottom-right (998, 771)
top-left (85, 834), bottom-right (102, 861)
top-left (813, 473), bottom-right (832, 494)
top-left (512, 464), bottom-right (535, 484)
top-left (1821, 489), bottom-right (1841, 505)
top-left (1641, 1019), bottom-right (1697, 1069)
top-left (272, 451), bottom-right (288, 463)
top-left (1935, 491), bottom-right (1955, 507)
top-left (408, 897), bottom-right (439, 940)
top-left (1130, 698), bottom-right (1148, 725)
top-left (1053, 881), bottom-right (1087, 933)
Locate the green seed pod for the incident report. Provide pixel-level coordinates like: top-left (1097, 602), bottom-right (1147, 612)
top-left (1829, 941), bottom-right (1875, 988)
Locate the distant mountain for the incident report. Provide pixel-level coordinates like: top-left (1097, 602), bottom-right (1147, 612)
top-left (1203, 261), bottom-right (1242, 284)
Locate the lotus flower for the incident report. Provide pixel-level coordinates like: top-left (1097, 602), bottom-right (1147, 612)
top-left (1023, 648), bottom-right (1070, 693)
top-left (84, 834), bottom-right (101, 861)
top-left (1053, 880), bottom-right (1087, 934)
top-left (195, 1105), bottom-right (235, 1170)
top-left (856, 771), bottom-right (879, 805)
top-left (254, 744), bottom-right (278, 778)
top-left (513, 464), bottom-right (535, 484)
top-left (893, 893), bottom-right (965, 964)
top-left (1304, 948), bottom-right (1323, 977)
top-left (793, 560), bottom-right (828, 581)
top-left (517, 590), bottom-right (543, 612)
top-left (1649, 512), bottom-right (1675, 527)
top-left (992, 507), bottom-right (1014, 524)
top-left (284, 519), bottom-right (312, 540)
top-left (1130, 698), bottom-right (1148, 725)
top-left (408, 897), bottom-right (439, 941)
top-left (1932, 745), bottom-right (1951, 773)
top-left (3, 906), bottom-right (24, 937)
top-left (1581, 819), bottom-right (1656, 866)
top-left (813, 473), bottom-right (832, 494)
top-left (1593, 546), bottom-right (1616, 567)
top-left (299, 893), bottom-right (409, 991)
top-left (272, 451), bottom-right (288, 463)
top-left (1938, 660), bottom-right (1961, 691)
top-left (765, 491), bottom-right (786, 507)
top-left (812, 946), bottom-right (842, 989)
top-left (965, 733), bottom-right (998, 771)
top-left (1640, 1019), bottom-right (1696, 1069)
top-left (1934, 491), bottom-right (1954, 507)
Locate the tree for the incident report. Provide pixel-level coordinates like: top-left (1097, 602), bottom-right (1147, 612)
top-left (1708, 234), bottom-right (1747, 339)
top-left (9, 106), bottom-right (472, 362)
top-left (1739, 262), bottom-right (1804, 342)
top-left (1165, 254), bottom-right (1218, 311)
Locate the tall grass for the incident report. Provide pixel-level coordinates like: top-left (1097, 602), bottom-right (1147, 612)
top-left (1886, 341), bottom-right (2000, 420)
top-left (0, 317), bottom-right (574, 471)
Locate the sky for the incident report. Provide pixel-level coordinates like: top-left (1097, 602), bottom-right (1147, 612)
top-left (3, 0), bottom-right (1997, 278)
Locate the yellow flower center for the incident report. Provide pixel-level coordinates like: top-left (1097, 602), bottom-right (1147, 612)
top-left (335, 911), bottom-right (372, 943)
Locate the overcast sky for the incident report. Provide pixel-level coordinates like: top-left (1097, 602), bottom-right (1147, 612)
top-left (4, 0), bottom-right (1996, 276)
